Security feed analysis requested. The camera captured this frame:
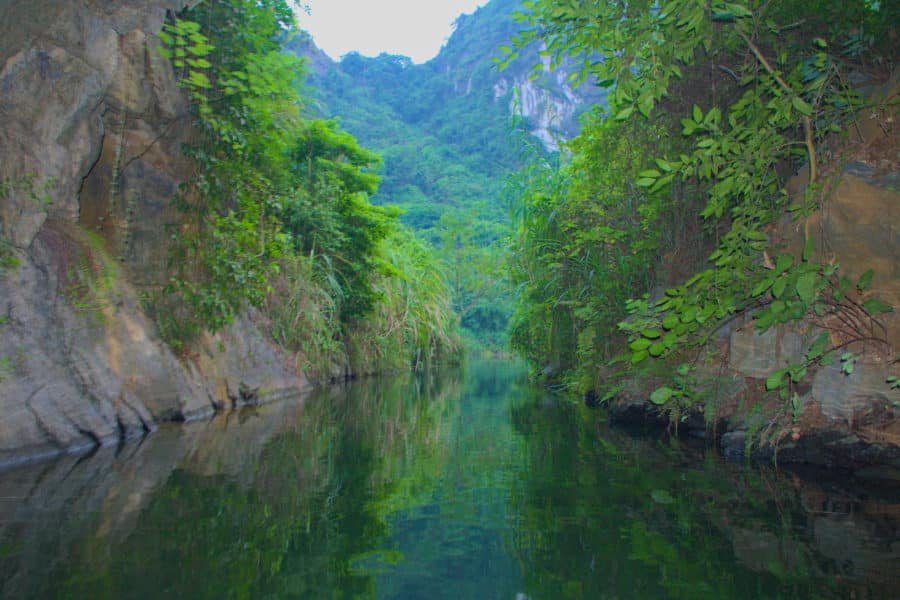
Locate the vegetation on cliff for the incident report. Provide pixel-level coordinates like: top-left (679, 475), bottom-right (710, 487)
top-left (152, 0), bottom-right (460, 376)
top-left (506, 0), bottom-right (897, 416)
top-left (291, 0), bottom-right (610, 353)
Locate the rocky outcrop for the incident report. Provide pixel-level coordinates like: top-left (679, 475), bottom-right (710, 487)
top-left (718, 157), bottom-right (900, 468)
top-left (608, 76), bottom-right (900, 473)
top-left (492, 54), bottom-right (607, 151)
top-left (0, 1), bottom-right (309, 466)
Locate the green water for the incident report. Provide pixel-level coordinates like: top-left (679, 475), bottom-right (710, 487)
top-left (1, 361), bottom-right (898, 598)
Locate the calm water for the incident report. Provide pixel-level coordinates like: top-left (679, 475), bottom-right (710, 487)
top-left (1, 361), bottom-right (898, 599)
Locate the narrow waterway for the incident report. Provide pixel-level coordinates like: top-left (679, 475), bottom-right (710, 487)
top-left (1, 361), bottom-right (898, 598)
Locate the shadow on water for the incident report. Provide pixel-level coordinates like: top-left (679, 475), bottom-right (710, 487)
top-left (0, 360), bottom-right (897, 598)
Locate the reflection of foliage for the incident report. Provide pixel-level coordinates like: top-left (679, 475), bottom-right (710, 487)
top-left (44, 368), bottom-right (461, 598)
top-left (7, 364), bottom-right (898, 597)
top-left (505, 395), bottom-right (889, 599)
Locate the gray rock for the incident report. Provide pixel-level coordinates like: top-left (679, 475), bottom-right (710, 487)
top-left (0, 0), bottom-right (313, 463)
top-left (728, 325), bottom-right (810, 379)
top-left (811, 362), bottom-right (898, 424)
top-left (720, 430), bottom-right (747, 460)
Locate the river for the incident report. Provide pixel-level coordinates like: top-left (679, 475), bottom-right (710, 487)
top-left (1, 360), bottom-right (898, 598)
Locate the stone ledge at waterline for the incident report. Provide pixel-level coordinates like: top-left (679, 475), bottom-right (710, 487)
top-left (0, 0), bottom-right (309, 466)
top-left (0, 222), bottom-right (310, 466)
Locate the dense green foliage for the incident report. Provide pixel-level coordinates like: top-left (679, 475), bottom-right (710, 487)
top-left (154, 0), bottom-right (460, 373)
top-left (288, 0), bottom-right (603, 353)
top-left (292, 0), bottom-right (537, 233)
top-left (507, 0), bottom-right (896, 402)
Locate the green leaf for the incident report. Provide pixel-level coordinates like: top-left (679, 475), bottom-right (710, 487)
top-left (650, 386), bottom-right (674, 405)
top-left (789, 364), bottom-right (807, 381)
top-left (857, 269), bottom-right (874, 292)
top-left (629, 338), bottom-right (652, 351)
top-left (649, 174), bottom-right (674, 194)
top-left (724, 3), bottom-right (753, 17)
top-left (641, 329), bottom-right (661, 339)
top-left (663, 332), bottom-right (678, 348)
top-left (712, 10), bottom-right (735, 22)
top-left (802, 236), bottom-right (814, 262)
top-left (650, 489), bottom-right (675, 504)
top-left (692, 104), bottom-right (703, 122)
top-left (680, 306), bottom-right (697, 323)
top-left (662, 314), bottom-right (679, 330)
top-left (772, 277), bottom-right (787, 299)
top-left (649, 342), bottom-right (666, 357)
top-left (187, 58), bottom-right (212, 69)
top-left (775, 254), bottom-right (793, 274)
top-left (751, 277), bottom-right (774, 297)
top-left (806, 332), bottom-right (829, 361)
top-left (792, 96), bottom-right (813, 116)
top-left (766, 369), bottom-right (787, 391)
top-left (795, 272), bottom-right (817, 303)
top-left (863, 298), bottom-right (893, 314)
top-left (615, 106), bottom-right (634, 121)
top-left (638, 94), bottom-right (654, 118)
top-left (187, 70), bottom-right (211, 89)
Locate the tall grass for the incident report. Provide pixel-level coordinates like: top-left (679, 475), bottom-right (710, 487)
top-left (263, 226), bottom-right (462, 382)
top-left (348, 228), bottom-right (462, 375)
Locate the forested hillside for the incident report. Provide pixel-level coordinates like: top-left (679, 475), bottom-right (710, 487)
top-left (289, 0), bottom-right (605, 350)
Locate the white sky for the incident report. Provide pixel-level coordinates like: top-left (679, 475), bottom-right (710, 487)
top-left (299, 0), bottom-right (488, 63)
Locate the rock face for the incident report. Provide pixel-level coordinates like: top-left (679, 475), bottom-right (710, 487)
top-left (433, 0), bottom-right (608, 151)
top-left (610, 76), bottom-right (899, 472)
top-left (729, 325), bottom-right (810, 379)
top-left (492, 55), bottom-right (604, 151)
top-left (0, 0), bottom-right (309, 466)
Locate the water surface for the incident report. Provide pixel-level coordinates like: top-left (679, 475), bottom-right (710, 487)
top-left (1, 361), bottom-right (898, 598)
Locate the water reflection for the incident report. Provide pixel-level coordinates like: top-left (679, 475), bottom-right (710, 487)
top-left (0, 361), bottom-right (897, 599)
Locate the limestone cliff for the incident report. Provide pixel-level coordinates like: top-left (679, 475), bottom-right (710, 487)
top-left (0, 0), bottom-right (308, 465)
top-left (431, 0), bottom-right (607, 151)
